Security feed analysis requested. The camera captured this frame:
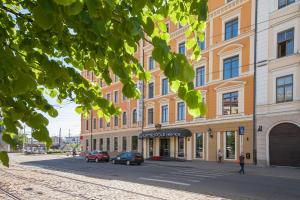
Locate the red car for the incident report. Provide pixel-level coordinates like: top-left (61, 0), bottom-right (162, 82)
top-left (85, 150), bottom-right (110, 162)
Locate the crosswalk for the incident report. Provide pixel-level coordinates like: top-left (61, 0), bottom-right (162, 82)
top-left (139, 167), bottom-right (233, 185)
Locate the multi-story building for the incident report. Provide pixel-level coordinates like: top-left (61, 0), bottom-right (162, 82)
top-left (81, 0), bottom-right (255, 163)
top-left (256, 0), bottom-right (300, 167)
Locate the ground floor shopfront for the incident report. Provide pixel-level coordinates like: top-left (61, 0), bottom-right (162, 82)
top-left (140, 120), bottom-right (253, 163)
top-left (80, 120), bottom-right (253, 163)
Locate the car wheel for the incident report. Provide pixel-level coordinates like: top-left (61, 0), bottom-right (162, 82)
top-left (95, 158), bottom-right (99, 163)
top-left (85, 158), bottom-right (89, 162)
top-left (137, 163), bottom-right (141, 165)
top-left (126, 160), bottom-right (130, 166)
top-left (112, 160), bottom-right (115, 164)
top-left (106, 159), bottom-right (109, 162)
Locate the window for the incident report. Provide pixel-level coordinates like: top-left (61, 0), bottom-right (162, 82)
top-left (99, 80), bottom-right (103, 87)
top-left (276, 75), bottom-right (293, 103)
top-left (114, 91), bottom-right (118, 103)
top-left (278, 0), bottom-right (295, 9)
top-left (148, 56), bottom-right (154, 70)
top-left (177, 102), bottom-right (185, 121)
top-left (99, 138), bottom-right (103, 151)
top-left (196, 67), bottom-right (205, 87)
top-left (132, 109), bottom-right (137, 124)
top-left (223, 92), bottom-right (238, 115)
top-left (99, 118), bottom-right (103, 128)
top-left (195, 133), bottom-right (203, 158)
top-left (178, 42), bottom-right (186, 55)
top-left (225, 18), bottom-right (238, 40)
top-left (122, 136), bottom-right (127, 151)
top-left (148, 82), bottom-right (154, 98)
top-left (131, 136), bottom-right (138, 151)
top-left (161, 105), bottom-right (168, 123)
top-left (277, 28), bottom-right (294, 58)
top-left (114, 75), bottom-right (119, 82)
top-left (162, 78), bottom-right (168, 95)
top-left (114, 115), bottom-right (118, 126)
top-left (86, 120), bottom-right (89, 130)
top-left (149, 138), bottom-right (154, 157)
top-left (106, 93), bottom-right (111, 101)
top-left (106, 120), bottom-right (110, 128)
top-left (123, 94), bottom-right (127, 101)
top-left (223, 55), bottom-right (239, 80)
top-left (166, 23), bottom-right (169, 33)
top-left (225, 131), bottom-right (236, 159)
top-left (148, 108), bottom-right (154, 125)
top-left (106, 138), bottom-right (110, 151)
top-left (93, 118), bottom-right (96, 129)
top-left (197, 34), bottom-right (205, 50)
top-left (114, 137), bottom-right (118, 151)
top-left (86, 139), bottom-right (89, 150)
top-left (122, 112), bottom-right (127, 125)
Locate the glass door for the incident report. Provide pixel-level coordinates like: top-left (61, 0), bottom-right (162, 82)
top-left (178, 137), bottom-right (184, 158)
top-left (160, 138), bottom-right (170, 157)
top-left (149, 138), bottom-right (153, 157)
top-left (195, 133), bottom-right (203, 159)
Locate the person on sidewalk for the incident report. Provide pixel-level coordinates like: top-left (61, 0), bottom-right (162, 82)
top-left (217, 149), bottom-right (223, 163)
top-left (239, 152), bottom-right (245, 174)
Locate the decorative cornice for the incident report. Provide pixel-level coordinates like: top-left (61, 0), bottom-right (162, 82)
top-left (208, 0), bottom-right (249, 20)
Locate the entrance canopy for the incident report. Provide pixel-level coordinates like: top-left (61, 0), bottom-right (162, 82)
top-left (139, 128), bottom-right (192, 139)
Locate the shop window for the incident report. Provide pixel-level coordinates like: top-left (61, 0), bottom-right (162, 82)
top-left (99, 138), bottom-right (103, 151)
top-left (162, 78), bottom-right (168, 95)
top-left (122, 136), bottom-right (127, 151)
top-left (122, 112), bottom-right (127, 125)
top-left (196, 66), bottom-right (205, 87)
top-left (114, 115), bottom-right (118, 127)
top-left (114, 91), bottom-right (118, 103)
top-left (148, 82), bottom-right (154, 99)
top-left (225, 18), bottom-right (238, 40)
top-left (106, 138), bottom-right (110, 151)
top-left (177, 102), bottom-right (185, 121)
top-left (99, 118), bottom-right (103, 128)
top-left (93, 139), bottom-right (96, 150)
top-left (178, 42), bottom-right (186, 55)
top-left (114, 137), bottom-right (118, 151)
top-left (148, 108), bottom-right (154, 125)
top-left (195, 133), bottom-right (203, 159)
top-left (132, 109), bottom-right (137, 124)
top-left (276, 74), bottom-right (293, 103)
top-left (148, 56), bottom-right (154, 70)
top-left (225, 131), bottom-right (236, 159)
top-left (178, 137), bottom-right (184, 157)
top-left (149, 138), bottom-right (154, 157)
top-left (223, 91), bottom-right (238, 115)
top-left (223, 55), bottom-right (239, 80)
top-left (161, 105), bottom-right (168, 123)
top-left (278, 0), bottom-right (295, 9)
top-left (277, 28), bottom-right (294, 58)
top-left (131, 136), bottom-right (138, 151)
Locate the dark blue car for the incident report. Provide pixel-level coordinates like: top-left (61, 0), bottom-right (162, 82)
top-left (111, 151), bottom-right (144, 165)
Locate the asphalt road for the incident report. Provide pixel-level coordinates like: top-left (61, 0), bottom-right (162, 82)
top-left (11, 154), bottom-right (300, 200)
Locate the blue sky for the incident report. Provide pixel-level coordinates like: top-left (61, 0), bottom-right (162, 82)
top-left (45, 97), bottom-right (81, 137)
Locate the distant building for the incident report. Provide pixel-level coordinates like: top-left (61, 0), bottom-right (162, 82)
top-left (51, 136), bottom-right (63, 146)
top-left (65, 136), bottom-right (80, 145)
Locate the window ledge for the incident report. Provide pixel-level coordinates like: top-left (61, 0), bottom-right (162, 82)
top-left (217, 113), bottom-right (244, 119)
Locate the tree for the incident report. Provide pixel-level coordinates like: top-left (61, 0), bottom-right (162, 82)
top-left (0, 0), bottom-right (208, 166)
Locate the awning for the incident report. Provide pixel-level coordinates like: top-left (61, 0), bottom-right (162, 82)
top-left (139, 128), bottom-right (192, 139)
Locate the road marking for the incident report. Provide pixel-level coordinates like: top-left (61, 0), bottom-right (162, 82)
top-left (139, 177), bottom-right (190, 186)
top-left (170, 172), bottom-right (217, 178)
top-left (172, 171), bottom-right (225, 176)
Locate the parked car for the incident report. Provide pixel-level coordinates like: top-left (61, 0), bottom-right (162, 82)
top-left (111, 152), bottom-right (144, 165)
top-left (85, 150), bottom-right (110, 162)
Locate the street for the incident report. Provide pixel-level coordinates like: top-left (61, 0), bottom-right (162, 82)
top-left (0, 154), bottom-right (300, 200)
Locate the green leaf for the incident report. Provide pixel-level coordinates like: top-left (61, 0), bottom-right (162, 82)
top-left (65, 0), bottom-right (84, 15)
top-left (32, 6), bottom-right (56, 30)
top-left (144, 17), bottom-right (154, 36)
top-left (170, 80), bottom-right (180, 92)
top-left (75, 106), bottom-right (83, 114)
top-left (2, 133), bottom-right (17, 149)
top-left (54, 0), bottom-right (76, 6)
top-left (0, 151), bottom-right (9, 167)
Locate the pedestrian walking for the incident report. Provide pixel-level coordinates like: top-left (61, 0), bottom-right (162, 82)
top-left (217, 149), bottom-right (223, 163)
top-left (239, 152), bottom-right (245, 174)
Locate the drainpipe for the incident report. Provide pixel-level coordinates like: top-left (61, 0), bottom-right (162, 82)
top-left (141, 40), bottom-right (145, 156)
top-left (90, 72), bottom-right (94, 151)
top-left (253, 0), bottom-right (258, 165)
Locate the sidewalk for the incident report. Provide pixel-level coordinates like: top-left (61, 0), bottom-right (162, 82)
top-left (144, 160), bottom-right (300, 180)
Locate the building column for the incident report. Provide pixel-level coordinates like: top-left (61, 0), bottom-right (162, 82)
top-left (155, 138), bottom-right (160, 156)
top-left (186, 137), bottom-right (192, 160)
top-left (206, 132), bottom-right (209, 161)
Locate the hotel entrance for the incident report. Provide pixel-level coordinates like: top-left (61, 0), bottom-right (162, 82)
top-left (160, 138), bottom-right (170, 157)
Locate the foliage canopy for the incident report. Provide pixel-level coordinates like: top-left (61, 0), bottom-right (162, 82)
top-left (0, 0), bottom-right (208, 166)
